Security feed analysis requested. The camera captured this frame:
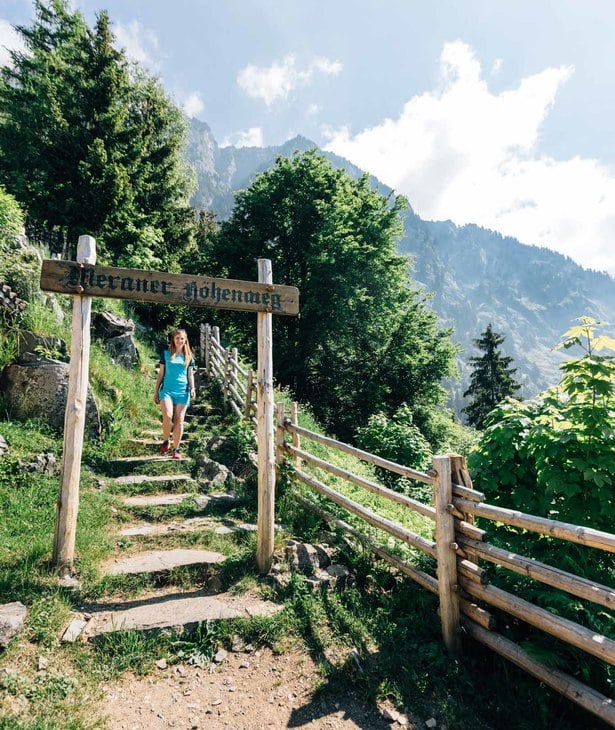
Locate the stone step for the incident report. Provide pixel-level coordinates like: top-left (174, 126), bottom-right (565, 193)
top-left (127, 437), bottom-right (195, 447)
top-left (73, 589), bottom-right (283, 639)
top-left (139, 428), bottom-right (198, 440)
top-left (118, 518), bottom-right (257, 537)
top-left (109, 455), bottom-right (194, 466)
top-left (121, 492), bottom-right (206, 508)
top-left (111, 473), bottom-right (195, 491)
top-left (190, 403), bottom-right (213, 416)
top-left (120, 491), bottom-right (238, 510)
top-left (103, 548), bottom-right (226, 576)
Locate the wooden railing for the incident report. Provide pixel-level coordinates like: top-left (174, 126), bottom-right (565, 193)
top-left (200, 323), bottom-right (615, 726)
top-left (277, 403), bottom-right (615, 727)
top-left (199, 323), bottom-right (256, 424)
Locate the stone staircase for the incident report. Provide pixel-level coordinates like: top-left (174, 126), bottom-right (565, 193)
top-left (63, 402), bottom-right (282, 643)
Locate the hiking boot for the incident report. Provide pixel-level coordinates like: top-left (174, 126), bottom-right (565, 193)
top-left (159, 440), bottom-right (169, 455)
top-left (171, 448), bottom-right (181, 460)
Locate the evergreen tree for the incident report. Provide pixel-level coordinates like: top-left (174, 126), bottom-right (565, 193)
top-left (463, 324), bottom-right (521, 428)
top-left (0, 0), bottom-right (193, 263)
top-left (207, 150), bottom-right (457, 441)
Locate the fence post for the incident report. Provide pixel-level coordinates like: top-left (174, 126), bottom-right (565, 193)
top-left (245, 370), bottom-right (254, 420)
top-left (231, 347), bottom-right (238, 387)
top-left (433, 454), bottom-right (462, 654)
top-left (290, 401), bottom-right (300, 467)
top-left (201, 322), bottom-right (211, 377)
top-left (52, 234), bottom-right (96, 575)
top-left (276, 401), bottom-right (286, 468)
top-left (256, 258), bottom-right (275, 574)
top-left (450, 454), bottom-right (478, 565)
top-left (223, 348), bottom-right (232, 406)
top-left (212, 325), bottom-right (220, 381)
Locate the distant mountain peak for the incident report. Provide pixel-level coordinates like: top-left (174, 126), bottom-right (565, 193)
top-left (280, 134), bottom-right (319, 149)
top-left (184, 119), bottom-right (615, 413)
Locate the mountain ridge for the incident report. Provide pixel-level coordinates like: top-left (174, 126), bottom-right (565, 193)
top-left (185, 118), bottom-right (615, 415)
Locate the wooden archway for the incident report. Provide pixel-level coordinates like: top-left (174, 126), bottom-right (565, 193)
top-left (41, 235), bottom-right (299, 576)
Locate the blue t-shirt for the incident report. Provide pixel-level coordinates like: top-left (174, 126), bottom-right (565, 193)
top-left (159, 350), bottom-right (195, 395)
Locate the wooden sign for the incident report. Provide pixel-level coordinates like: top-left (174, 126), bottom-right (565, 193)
top-left (40, 260), bottom-right (300, 316)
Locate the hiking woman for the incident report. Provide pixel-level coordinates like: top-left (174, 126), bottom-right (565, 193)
top-left (153, 328), bottom-right (196, 459)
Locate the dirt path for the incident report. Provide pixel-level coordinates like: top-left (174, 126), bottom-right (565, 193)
top-left (101, 646), bottom-right (416, 729)
top-left (95, 406), bottom-right (421, 730)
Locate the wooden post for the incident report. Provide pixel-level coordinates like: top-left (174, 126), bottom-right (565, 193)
top-left (256, 258), bottom-right (275, 574)
top-left (199, 323), bottom-right (206, 368)
top-left (450, 454), bottom-right (478, 564)
top-left (212, 325), bottom-right (221, 394)
top-left (204, 323), bottom-right (211, 376)
top-left (245, 370), bottom-right (254, 420)
top-left (290, 401), bottom-right (300, 468)
top-left (231, 347), bottom-right (238, 389)
top-left (205, 327), bottom-right (211, 372)
top-left (223, 348), bottom-right (231, 405)
top-left (433, 454), bottom-right (461, 653)
top-left (275, 401), bottom-right (285, 468)
top-left (212, 325), bottom-right (220, 355)
top-left (52, 235), bottom-right (96, 575)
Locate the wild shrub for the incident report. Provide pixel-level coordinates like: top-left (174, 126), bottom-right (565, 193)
top-left (470, 317), bottom-right (615, 531)
top-left (0, 186), bottom-right (23, 247)
top-left (468, 317), bottom-right (615, 697)
top-left (356, 404), bottom-right (433, 497)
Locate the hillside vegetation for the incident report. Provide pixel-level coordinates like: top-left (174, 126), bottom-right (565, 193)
top-left (0, 4), bottom-right (612, 728)
top-left (186, 119), bottom-right (615, 413)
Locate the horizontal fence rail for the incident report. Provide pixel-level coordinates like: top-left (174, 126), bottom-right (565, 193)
top-left (454, 498), bottom-right (615, 553)
top-left (276, 401), bottom-right (615, 727)
top-left (458, 535), bottom-right (615, 610)
top-left (198, 323), bottom-right (615, 727)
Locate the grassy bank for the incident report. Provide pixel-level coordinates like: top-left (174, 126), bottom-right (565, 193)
top-left (0, 358), bottom-right (608, 729)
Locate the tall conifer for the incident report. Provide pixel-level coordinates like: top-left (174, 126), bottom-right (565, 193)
top-left (463, 324), bottom-right (521, 428)
top-left (0, 0), bottom-right (193, 263)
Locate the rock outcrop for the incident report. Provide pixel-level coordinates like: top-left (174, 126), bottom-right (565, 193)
top-left (91, 311), bottom-right (139, 367)
top-left (0, 359), bottom-right (101, 439)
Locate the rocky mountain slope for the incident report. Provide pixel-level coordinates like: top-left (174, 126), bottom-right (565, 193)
top-left (185, 119), bottom-right (615, 413)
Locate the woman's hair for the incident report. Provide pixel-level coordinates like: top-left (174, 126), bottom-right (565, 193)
top-left (168, 328), bottom-right (193, 368)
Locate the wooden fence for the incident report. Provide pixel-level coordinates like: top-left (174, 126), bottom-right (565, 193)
top-left (201, 323), bottom-right (615, 727)
top-left (200, 323), bottom-right (256, 424)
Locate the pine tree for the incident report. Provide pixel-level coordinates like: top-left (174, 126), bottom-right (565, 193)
top-left (463, 324), bottom-right (521, 428)
top-left (0, 0), bottom-right (193, 264)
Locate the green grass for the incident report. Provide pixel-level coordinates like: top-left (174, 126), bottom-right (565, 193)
top-left (0, 322), bottom-right (610, 730)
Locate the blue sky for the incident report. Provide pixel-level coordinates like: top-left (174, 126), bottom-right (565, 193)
top-left (2, 0), bottom-right (615, 275)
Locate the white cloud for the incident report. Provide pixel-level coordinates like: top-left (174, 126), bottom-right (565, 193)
top-left (113, 20), bottom-right (160, 71)
top-left (237, 54), bottom-right (342, 106)
top-left (0, 19), bottom-right (26, 67)
top-left (221, 127), bottom-right (264, 148)
top-left (182, 92), bottom-right (205, 119)
top-left (324, 40), bottom-right (615, 276)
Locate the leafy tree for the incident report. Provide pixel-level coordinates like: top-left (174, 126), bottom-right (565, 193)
top-left (107, 69), bottom-right (195, 271)
top-left (207, 150), bottom-right (457, 441)
top-left (462, 324), bottom-right (520, 428)
top-left (0, 0), bottom-right (193, 264)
